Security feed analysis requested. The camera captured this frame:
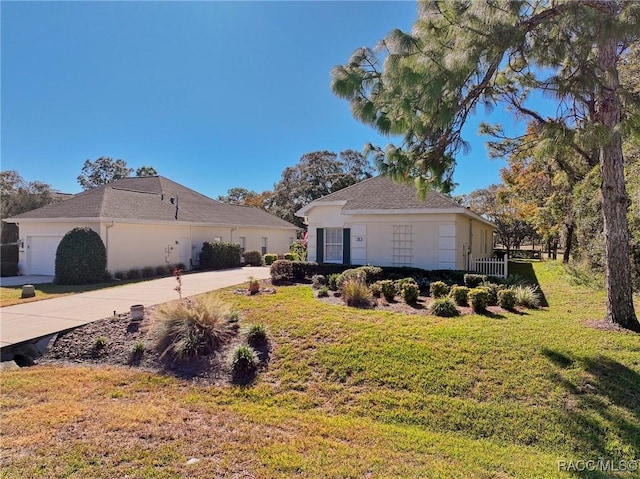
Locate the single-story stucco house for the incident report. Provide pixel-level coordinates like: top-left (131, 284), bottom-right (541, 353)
top-left (5, 176), bottom-right (298, 275)
top-left (295, 175), bottom-right (496, 271)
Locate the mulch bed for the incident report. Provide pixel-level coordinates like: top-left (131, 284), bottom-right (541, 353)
top-left (37, 287), bottom-right (274, 385)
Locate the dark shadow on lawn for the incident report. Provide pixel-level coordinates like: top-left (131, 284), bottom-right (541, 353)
top-left (508, 260), bottom-right (549, 307)
top-left (477, 310), bottom-right (506, 320)
top-left (542, 349), bottom-right (640, 478)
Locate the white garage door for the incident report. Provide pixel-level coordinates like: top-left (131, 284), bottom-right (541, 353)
top-left (27, 236), bottom-right (63, 275)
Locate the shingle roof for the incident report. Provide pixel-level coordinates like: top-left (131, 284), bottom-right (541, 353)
top-left (8, 176), bottom-right (297, 229)
top-left (300, 175), bottom-right (464, 211)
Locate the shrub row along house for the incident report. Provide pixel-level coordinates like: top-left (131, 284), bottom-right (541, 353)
top-left (296, 175), bottom-right (496, 271)
top-left (5, 176), bottom-right (298, 276)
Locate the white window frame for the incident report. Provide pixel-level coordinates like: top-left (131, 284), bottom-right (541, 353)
top-left (261, 237), bottom-right (268, 256)
top-left (324, 227), bottom-right (343, 263)
top-left (238, 236), bottom-right (246, 253)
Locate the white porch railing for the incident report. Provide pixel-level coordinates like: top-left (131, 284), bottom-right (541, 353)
top-left (468, 255), bottom-right (508, 278)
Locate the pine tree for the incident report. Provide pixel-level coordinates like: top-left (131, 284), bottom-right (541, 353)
top-left (332, 1), bottom-right (640, 331)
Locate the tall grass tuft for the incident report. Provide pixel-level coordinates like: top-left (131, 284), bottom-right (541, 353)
top-left (341, 278), bottom-right (371, 308)
top-left (511, 285), bottom-right (541, 308)
top-left (155, 298), bottom-right (236, 363)
top-left (246, 323), bottom-right (268, 347)
top-left (230, 345), bottom-right (259, 375)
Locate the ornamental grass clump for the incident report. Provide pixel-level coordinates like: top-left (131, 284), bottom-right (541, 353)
top-left (246, 323), bottom-right (268, 347)
top-left (512, 284), bottom-right (541, 308)
top-left (449, 285), bottom-right (469, 306)
top-left (468, 288), bottom-right (490, 313)
top-left (429, 297), bottom-right (459, 317)
top-left (230, 345), bottom-right (259, 376)
top-left (341, 278), bottom-right (371, 308)
top-left (155, 298), bottom-right (236, 364)
top-left (429, 281), bottom-right (450, 298)
top-left (336, 268), bottom-right (367, 291)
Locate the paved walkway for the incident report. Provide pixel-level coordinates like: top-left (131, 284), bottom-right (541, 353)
top-left (0, 267), bottom-right (270, 348)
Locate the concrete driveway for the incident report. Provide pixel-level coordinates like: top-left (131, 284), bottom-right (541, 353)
top-left (0, 267), bottom-right (270, 349)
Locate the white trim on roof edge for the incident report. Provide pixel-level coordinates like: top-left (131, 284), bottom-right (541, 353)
top-left (4, 216), bottom-right (298, 230)
top-left (296, 200), bottom-right (347, 216)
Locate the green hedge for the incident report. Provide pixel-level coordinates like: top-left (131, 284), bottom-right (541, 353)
top-left (1, 262), bottom-right (19, 277)
top-left (55, 227), bottom-right (107, 285)
top-left (269, 260), bottom-right (467, 285)
top-left (200, 242), bottom-right (241, 270)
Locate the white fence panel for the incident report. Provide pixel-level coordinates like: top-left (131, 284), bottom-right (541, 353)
top-left (468, 255), bottom-right (508, 278)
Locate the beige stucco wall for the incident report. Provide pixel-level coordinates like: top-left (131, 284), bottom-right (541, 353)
top-left (16, 220), bottom-right (297, 276)
top-left (306, 206), bottom-right (495, 271)
top-left (104, 222), bottom-right (192, 273)
top-left (190, 226), bottom-right (295, 260)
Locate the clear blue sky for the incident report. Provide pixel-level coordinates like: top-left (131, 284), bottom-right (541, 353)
top-left (1, 1), bottom-right (519, 198)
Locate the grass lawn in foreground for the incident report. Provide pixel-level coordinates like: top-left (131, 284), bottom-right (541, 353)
top-left (1, 261), bottom-right (639, 478)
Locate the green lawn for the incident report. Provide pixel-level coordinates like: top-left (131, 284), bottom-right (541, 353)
top-left (1, 261), bottom-right (639, 478)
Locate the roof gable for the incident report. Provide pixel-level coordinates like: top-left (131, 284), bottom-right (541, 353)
top-left (296, 175), bottom-right (494, 227)
top-left (298, 175), bottom-right (462, 212)
top-left (8, 176), bottom-right (297, 229)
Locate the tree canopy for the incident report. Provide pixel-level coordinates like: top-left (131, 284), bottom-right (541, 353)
top-left (77, 158), bottom-right (158, 190)
top-left (267, 149), bottom-right (374, 227)
top-left (135, 166), bottom-right (158, 177)
top-left (77, 157), bottom-right (133, 190)
top-left (0, 170), bottom-right (59, 243)
top-left (332, 0), bottom-right (640, 331)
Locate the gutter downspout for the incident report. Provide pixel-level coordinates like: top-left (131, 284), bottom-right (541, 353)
top-left (105, 220), bottom-right (115, 272)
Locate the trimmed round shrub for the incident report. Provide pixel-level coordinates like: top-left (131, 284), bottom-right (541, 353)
top-left (311, 274), bottom-right (327, 289)
top-left (283, 253), bottom-right (295, 261)
top-left (464, 273), bottom-right (488, 288)
top-left (327, 273), bottom-right (340, 291)
top-left (480, 283), bottom-right (500, 306)
top-left (127, 268), bottom-right (141, 280)
top-left (243, 250), bottom-right (263, 266)
top-left (263, 253), bottom-right (278, 265)
top-left (246, 323), bottom-right (268, 347)
top-left (270, 259), bottom-right (294, 283)
top-left (449, 285), bottom-right (469, 306)
top-left (468, 288), bottom-right (490, 312)
top-left (231, 345), bottom-right (259, 375)
top-left (378, 279), bottom-right (397, 301)
top-left (400, 282), bottom-right (420, 303)
top-left (142, 266), bottom-right (156, 278)
top-left (156, 265), bottom-right (171, 276)
top-left (55, 227), bottom-right (107, 285)
top-left (498, 289), bottom-right (517, 310)
top-left (357, 266), bottom-right (383, 284)
top-left (429, 281), bottom-right (450, 298)
top-left (429, 297), bottom-right (459, 317)
top-left (370, 281), bottom-right (382, 298)
top-left (395, 277), bottom-right (418, 291)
